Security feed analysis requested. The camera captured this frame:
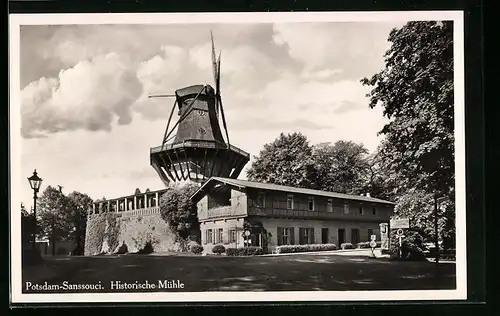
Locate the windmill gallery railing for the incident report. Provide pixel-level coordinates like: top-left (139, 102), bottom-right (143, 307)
top-left (150, 141), bottom-right (249, 158)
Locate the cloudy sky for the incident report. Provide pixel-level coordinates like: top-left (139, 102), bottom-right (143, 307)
top-left (18, 20), bottom-right (408, 208)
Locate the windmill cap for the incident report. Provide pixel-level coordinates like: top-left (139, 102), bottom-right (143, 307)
top-left (175, 84), bottom-right (215, 98)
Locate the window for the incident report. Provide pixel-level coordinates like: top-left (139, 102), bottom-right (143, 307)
top-left (368, 228), bottom-right (374, 240)
top-left (216, 228), bottom-right (224, 244)
top-left (372, 207), bottom-right (376, 215)
top-left (228, 229), bottom-right (237, 243)
top-left (287, 194), bottom-right (294, 209)
top-left (299, 228), bottom-right (315, 244)
top-left (308, 197), bottom-right (315, 211)
top-left (205, 229), bottom-right (213, 244)
top-left (327, 199), bottom-right (333, 212)
top-left (359, 206), bottom-right (364, 214)
top-left (343, 204), bottom-right (349, 214)
top-left (257, 193), bottom-right (266, 208)
top-left (277, 227), bottom-right (294, 245)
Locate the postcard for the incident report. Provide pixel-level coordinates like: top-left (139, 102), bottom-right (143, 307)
top-left (9, 11), bottom-right (466, 304)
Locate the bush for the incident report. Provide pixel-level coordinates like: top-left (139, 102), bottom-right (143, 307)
top-left (137, 240), bottom-right (154, 254)
top-left (212, 244), bottom-right (226, 255)
top-left (226, 247), bottom-right (264, 256)
top-left (356, 241), bottom-right (371, 249)
top-left (190, 244), bottom-right (203, 254)
top-left (341, 242), bottom-right (354, 250)
top-left (132, 231), bottom-right (159, 254)
top-left (114, 242), bottom-right (129, 254)
top-left (275, 244), bottom-right (337, 254)
top-left (389, 230), bottom-right (427, 261)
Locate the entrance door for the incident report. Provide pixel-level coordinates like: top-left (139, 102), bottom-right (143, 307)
top-left (321, 228), bottom-right (329, 244)
top-left (351, 228), bottom-right (360, 245)
top-left (338, 228), bottom-right (345, 245)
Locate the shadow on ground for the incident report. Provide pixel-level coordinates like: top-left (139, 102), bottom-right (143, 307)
top-left (22, 253), bottom-right (456, 293)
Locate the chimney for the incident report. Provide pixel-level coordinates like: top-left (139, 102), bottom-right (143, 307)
top-left (366, 193), bottom-right (371, 197)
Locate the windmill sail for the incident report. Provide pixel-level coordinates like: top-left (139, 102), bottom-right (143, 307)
top-left (149, 32), bottom-right (249, 185)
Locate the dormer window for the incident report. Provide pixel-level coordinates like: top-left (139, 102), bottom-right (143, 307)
top-left (308, 197), bottom-right (315, 211)
top-left (327, 199), bottom-right (333, 212)
top-left (287, 194), bottom-right (294, 209)
top-left (257, 193), bottom-right (266, 208)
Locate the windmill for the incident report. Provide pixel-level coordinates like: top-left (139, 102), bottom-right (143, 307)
top-left (148, 32), bottom-right (249, 186)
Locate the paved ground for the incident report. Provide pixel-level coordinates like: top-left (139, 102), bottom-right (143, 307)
top-left (22, 251), bottom-right (456, 293)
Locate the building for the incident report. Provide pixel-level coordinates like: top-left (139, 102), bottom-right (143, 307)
top-left (191, 177), bottom-right (395, 253)
top-left (89, 187), bottom-right (169, 216)
top-left (84, 187), bottom-right (178, 256)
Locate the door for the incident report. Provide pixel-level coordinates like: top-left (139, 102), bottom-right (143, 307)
top-left (338, 228), bottom-right (345, 245)
top-left (321, 228), bottom-right (329, 244)
top-left (351, 228), bottom-right (360, 245)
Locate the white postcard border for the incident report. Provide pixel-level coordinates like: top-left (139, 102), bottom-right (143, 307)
top-left (9, 11), bottom-right (466, 304)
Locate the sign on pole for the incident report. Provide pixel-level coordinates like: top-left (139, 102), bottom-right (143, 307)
top-left (379, 223), bottom-right (389, 250)
top-left (390, 218), bottom-right (410, 229)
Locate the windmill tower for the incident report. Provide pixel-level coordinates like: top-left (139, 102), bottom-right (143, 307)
top-left (149, 33), bottom-right (250, 186)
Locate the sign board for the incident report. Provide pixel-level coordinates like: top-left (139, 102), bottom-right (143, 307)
top-left (369, 240), bottom-right (377, 248)
top-left (379, 223), bottom-right (389, 250)
top-left (390, 218), bottom-right (410, 229)
top-left (370, 235), bottom-right (377, 241)
top-left (396, 229), bottom-right (404, 236)
top-left (380, 223), bottom-right (388, 234)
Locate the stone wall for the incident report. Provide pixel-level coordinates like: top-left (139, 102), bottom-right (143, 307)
top-left (118, 212), bottom-right (181, 253)
top-left (84, 209), bottom-right (181, 256)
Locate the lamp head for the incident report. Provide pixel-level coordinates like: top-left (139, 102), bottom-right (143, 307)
top-left (28, 169), bottom-right (43, 192)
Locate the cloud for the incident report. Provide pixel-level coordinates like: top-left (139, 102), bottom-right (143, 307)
top-left (21, 53), bottom-right (143, 138)
top-left (19, 22), bottom-right (396, 141)
top-left (272, 22), bottom-right (402, 80)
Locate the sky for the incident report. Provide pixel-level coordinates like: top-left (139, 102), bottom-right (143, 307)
top-left (18, 20), bottom-right (408, 209)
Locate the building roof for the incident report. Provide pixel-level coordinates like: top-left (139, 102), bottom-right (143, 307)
top-left (191, 177), bottom-right (395, 205)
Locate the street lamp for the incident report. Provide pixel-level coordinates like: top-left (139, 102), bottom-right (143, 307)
top-left (433, 195), bottom-right (447, 266)
top-left (27, 169), bottom-right (43, 249)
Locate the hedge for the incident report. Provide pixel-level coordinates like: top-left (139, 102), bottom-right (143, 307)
top-left (226, 247), bottom-right (264, 256)
top-left (340, 242), bottom-right (354, 250)
top-left (357, 241), bottom-right (382, 249)
top-left (190, 244), bottom-right (203, 254)
top-left (212, 244), bottom-right (226, 255)
top-left (275, 243), bottom-right (337, 254)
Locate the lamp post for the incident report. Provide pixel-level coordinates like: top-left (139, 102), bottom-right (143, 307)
top-left (27, 169), bottom-right (43, 249)
top-left (433, 195), bottom-right (447, 267)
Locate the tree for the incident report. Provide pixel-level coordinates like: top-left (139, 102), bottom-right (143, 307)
top-left (21, 202), bottom-right (35, 247)
top-left (159, 183), bottom-right (200, 241)
top-left (361, 21), bottom-right (454, 198)
top-left (361, 21), bottom-right (455, 247)
top-left (311, 141), bottom-right (370, 194)
top-left (37, 186), bottom-right (71, 256)
top-left (246, 132), bottom-right (315, 188)
top-left (67, 191), bottom-right (93, 255)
